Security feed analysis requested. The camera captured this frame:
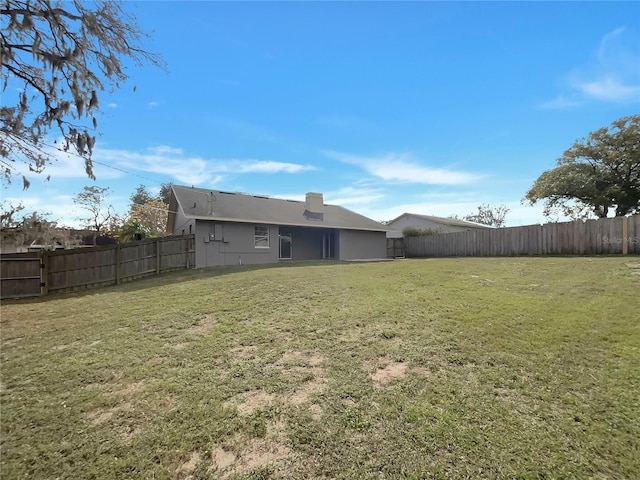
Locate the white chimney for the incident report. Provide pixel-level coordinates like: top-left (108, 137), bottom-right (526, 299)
top-left (305, 192), bottom-right (324, 213)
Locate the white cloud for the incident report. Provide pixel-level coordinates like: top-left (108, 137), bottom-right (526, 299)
top-left (94, 146), bottom-right (316, 185)
top-left (148, 101), bottom-right (160, 108)
top-left (540, 94), bottom-right (582, 110)
top-left (233, 161), bottom-right (315, 174)
top-left (108, 103), bottom-right (118, 108)
top-left (7, 140), bottom-right (124, 181)
top-left (325, 186), bottom-right (385, 206)
top-left (542, 26), bottom-right (640, 108)
top-left (325, 150), bottom-right (481, 185)
top-left (148, 145), bottom-right (184, 155)
top-left (571, 75), bottom-right (640, 102)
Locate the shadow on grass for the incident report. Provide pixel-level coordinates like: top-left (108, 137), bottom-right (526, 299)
top-left (1, 260), bottom-right (349, 305)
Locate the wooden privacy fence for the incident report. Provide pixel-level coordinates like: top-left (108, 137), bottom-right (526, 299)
top-left (405, 215), bottom-right (640, 258)
top-left (1, 235), bottom-right (195, 299)
top-left (386, 238), bottom-right (405, 258)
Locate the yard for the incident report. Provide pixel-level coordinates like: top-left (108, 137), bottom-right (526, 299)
top-left (1, 257), bottom-right (639, 479)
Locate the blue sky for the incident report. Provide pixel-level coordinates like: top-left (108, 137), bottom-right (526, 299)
top-left (3, 1), bottom-right (640, 228)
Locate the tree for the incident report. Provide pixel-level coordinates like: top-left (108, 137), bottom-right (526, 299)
top-left (127, 198), bottom-right (168, 238)
top-left (158, 182), bottom-right (173, 204)
top-left (525, 115), bottom-right (640, 219)
top-left (1, 0), bottom-right (162, 188)
top-left (130, 184), bottom-right (153, 206)
top-left (73, 185), bottom-right (112, 244)
top-left (118, 219), bottom-right (148, 243)
top-left (462, 204), bottom-right (510, 227)
top-left (1, 201), bottom-right (25, 228)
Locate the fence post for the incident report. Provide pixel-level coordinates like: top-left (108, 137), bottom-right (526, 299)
top-left (185, 237), bottom-right (190, 269)
top-left (622, 216), bottom-right (628, 255)
top-left (40, 250), bottom-right (49, 295)
top-left (115, 244), bottom-right (122, 285)
top-left (156, 237), bottom-right (161, 275)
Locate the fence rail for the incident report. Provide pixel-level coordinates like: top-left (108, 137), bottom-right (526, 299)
top-left (405, 215), bottom-right (640, 258)
top-left (1, 235), bottom-right (195, 299)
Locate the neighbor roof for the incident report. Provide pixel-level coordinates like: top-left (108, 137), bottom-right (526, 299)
top-left (388, 213), bottom-right (492, 229)
top-left (170, 185), bottom-right (388, 232)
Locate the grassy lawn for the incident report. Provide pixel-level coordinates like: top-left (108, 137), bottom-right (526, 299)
top-left (1, 257), bottom-right (639, 479)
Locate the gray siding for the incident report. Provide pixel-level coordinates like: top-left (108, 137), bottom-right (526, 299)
top-left (173, 209), bottom-right (196, 237)
top-left (338, 230), bottom-right (386, 260)
top-left (195, 221), bottom-right (278, 267)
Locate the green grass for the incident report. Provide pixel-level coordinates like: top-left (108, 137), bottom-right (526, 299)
top-left (1, 257), bottom-right (639, 479)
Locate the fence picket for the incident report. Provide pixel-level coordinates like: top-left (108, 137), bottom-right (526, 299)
top-left (1, 235), bottom-right (195, 299)
top-left (404, 215), bottom-right (640, 258)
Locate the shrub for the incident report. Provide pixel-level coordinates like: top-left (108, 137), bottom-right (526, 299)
top-left (402, 226), bottom-right (440, 237)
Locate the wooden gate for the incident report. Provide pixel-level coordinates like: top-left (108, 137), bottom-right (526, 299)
top-left (386, 238), bottom-right (405, 258)
top-left (0, 252), bottom-right (43, 298)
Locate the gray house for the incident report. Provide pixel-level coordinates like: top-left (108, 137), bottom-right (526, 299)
top-left (167, 185), bottom-right (388, 267)
top-left (386, 213), bottom-right (491, 238)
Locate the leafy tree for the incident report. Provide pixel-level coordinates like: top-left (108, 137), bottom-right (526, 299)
top-left (118, 219), bottom-right (149, 243)
top-left (1, 0), bottom-right (162, 188)
top-left (1, 208), bottom-right (77, 250)
top-left (158, 182), bottom-right (173, 204)
top-left (127, 198), bottom-right (168, 237)
top-left (103, 212), bottom-right (126, 238)
top-left (525, 115), bottom-right (640, 219)
top-left (1, 201), bottom-right (25, 228)
top-left (16, 211), bottom-right (64, 249)
top-left (73, 185), bottom-right (112, 244)
top-left (462, 204), bottom-right (510, 227)
top-left (130, 184), bottom-right (153, 206)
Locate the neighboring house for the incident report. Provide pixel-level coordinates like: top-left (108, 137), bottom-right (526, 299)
top-left (386, 213), bottom-right (491, 238)
top-left (166, 185), bottom-right (389, 267)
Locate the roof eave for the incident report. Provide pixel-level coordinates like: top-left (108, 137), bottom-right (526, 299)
top-left (183, 214), bottom-right (388, 232)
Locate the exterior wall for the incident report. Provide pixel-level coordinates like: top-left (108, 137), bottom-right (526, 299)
top-left (189, 220), bottom-right (385, 267)
top-left (195, 221), bottom-right (279, 267)
top-left (286, 226), bottom-right (325, 261)
top-left (387, 216), bottom-right (483, 238)
top-left (173, 209), bottom-right (196, 237)
top-left (338, 229), bottom-right (387, 260)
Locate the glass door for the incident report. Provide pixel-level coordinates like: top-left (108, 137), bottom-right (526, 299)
top-left (279, 232), bottom-right (292, 259)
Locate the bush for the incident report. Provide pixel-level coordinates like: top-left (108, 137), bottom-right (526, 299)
top-left (402, 226), bottom-right (440, 237)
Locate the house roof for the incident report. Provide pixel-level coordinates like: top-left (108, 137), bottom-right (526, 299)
top-left (387, 213), bottom-right (492, 229)
top-left (169, 185), bottom-right (388, 232)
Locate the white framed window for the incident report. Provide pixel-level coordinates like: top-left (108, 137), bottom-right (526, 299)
top-left (254, 226), bottom-right (270, 248)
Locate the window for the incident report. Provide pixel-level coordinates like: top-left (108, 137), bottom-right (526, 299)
top-left (254, 226), bottom-right (269, 248)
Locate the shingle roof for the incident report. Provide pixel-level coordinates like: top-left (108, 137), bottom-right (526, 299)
top-left (171, 185), bottom-right (388, 232)
top-left (388, 213), bottom-right (492, 229)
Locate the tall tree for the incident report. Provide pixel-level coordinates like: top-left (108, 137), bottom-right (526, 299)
top-left (127, 198), bottom-right (168, 238)
top-left (525, 115), bottom-right (640, 219)
top-left (450, 204), bottom-right (510, 227)
top-left (462, 204), bottom-right (510, 227)
top-left (1, 0), bottom-right (163, 188)
top-left (158, 182), bottom-right (173, 204)
top-left (73, 185), bottom-right (112, 244)
top-left (130, 184), bottom-right (153, 206)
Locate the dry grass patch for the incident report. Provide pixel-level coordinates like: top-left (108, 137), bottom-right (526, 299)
top-left (176, 451), bottom-right (201, 479)
top-left (230, 344), bottom-right (259, 358)
top-left (368, 356), bottom-right (409, 388)
top-left (211, 419), bottom-right (293, 478)
top-left (276, 351), bottom-right (328, 406)
top-left (224, 389), bottom-right (274, 415)
top-left (185, 313), bottom-right (216, 335)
